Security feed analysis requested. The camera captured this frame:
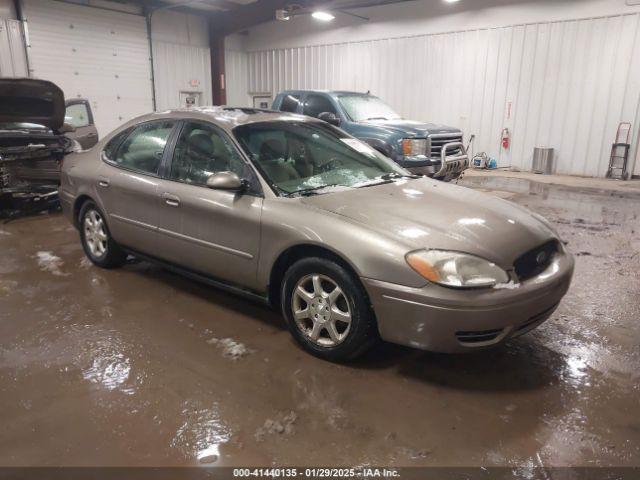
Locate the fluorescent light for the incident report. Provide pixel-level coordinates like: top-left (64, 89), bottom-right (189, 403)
top-left (312, 11), bottom-right (335, 21)
top-left (444, 0), bottom-right (460, 2)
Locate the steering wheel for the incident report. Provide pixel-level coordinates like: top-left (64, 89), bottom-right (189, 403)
top-left (318, 156), bottom-right (341, 173)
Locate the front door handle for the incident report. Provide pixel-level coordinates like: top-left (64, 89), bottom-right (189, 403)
top-left (98, 178), bottom-right (110, 188)
top-left (161, 193), bottom-right (180, 207)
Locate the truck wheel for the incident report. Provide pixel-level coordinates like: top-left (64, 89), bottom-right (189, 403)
top-left (281, 257), bottom-right (378, 362)
top-left (79, 201), bottom-right (127, 269)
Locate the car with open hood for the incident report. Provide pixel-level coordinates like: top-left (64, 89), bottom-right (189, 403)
top-left (0, 79), bottom-right (97, 217)
top-left (60, 107), bottom-right (574, 361)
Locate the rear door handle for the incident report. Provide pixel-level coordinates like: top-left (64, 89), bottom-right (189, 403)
top-left (98, 178), bottom-right (110, 188)
top-left (87, 132), bottom-right (97, 138)
top-left (161, 193), bottom-right (180, 207)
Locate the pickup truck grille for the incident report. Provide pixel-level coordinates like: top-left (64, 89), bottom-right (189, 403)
top-left (429, 133), bottom-right (463, 158)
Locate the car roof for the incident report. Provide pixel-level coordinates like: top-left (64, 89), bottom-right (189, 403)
top-left (123, 106), bottom-right (315, 131)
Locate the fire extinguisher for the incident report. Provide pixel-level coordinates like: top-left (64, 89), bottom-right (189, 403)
top-left (501, 128), bottom-right (511, 150)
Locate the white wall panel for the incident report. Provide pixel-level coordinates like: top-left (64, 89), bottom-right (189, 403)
top-left (151, 11), bottom-right (211, 111)
top-left (152, 41), bottom-right (211, 111)
top-left (225, 47), bottom-right (250, 106)
top-left (239, 14), bottom-right (640, 177)
top-left (23, 0), bottom-right (153, 136)
top-left (0, 18), bottom-right (28, 77)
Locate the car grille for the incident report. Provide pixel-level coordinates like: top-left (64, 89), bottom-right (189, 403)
top-left (455, 328), bottom-right (504, 345)
top-left (513, 240), bottom-right (559, 281)
top-left (429, 133), bottom-right (463, 158)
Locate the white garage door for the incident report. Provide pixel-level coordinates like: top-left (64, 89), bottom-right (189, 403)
top-left (23, 0), bottom-right (153, 137)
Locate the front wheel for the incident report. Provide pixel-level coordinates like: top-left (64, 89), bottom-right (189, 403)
top-left (79, 201), bottom-right (127, 269)
top-left (281, 257), bottom-right (378, 361)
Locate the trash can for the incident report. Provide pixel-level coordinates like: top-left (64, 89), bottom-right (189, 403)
top-left (532, 147), bottom-right (554, 175)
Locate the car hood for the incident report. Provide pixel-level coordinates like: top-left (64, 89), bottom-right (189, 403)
top-left (300, 178), bottom-right (556, 267)
top-left (0, 78), bottom-right (65, 131)
top-left (357, 119), bottom-right (461, 138)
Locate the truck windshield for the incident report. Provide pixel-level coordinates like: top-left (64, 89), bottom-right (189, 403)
top-left (338, 95), bottom-right (401, 122)
top-left (234, 121), bottom-right (409, 196)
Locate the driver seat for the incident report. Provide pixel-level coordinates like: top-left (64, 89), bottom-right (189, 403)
top-left (259, 139), bottom-right (299, 183)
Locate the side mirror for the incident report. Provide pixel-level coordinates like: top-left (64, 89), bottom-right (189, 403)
top-left (318, 112), bottom-right (341, 127)
top-left (206, 171), bottom-right (246, 192)
top-left (60, 122), bottom-right (76, 133)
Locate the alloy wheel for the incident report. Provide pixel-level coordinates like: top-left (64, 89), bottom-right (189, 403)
top-left (84, 209), bottom-right (108, 258)
top-left (291, 274), bottom-right (352, 347)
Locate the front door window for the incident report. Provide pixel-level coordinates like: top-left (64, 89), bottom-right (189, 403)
top-left (169, 121), bottom-right (248, 185)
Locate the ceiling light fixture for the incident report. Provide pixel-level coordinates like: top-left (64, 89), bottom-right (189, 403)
top-left (311, 11), bottom-right (335, 21)
top-left (443, 0), bottom-right (461, 3)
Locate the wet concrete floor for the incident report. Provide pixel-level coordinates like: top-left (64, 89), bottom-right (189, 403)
top-left (0, 174), bottom-right (639, 467)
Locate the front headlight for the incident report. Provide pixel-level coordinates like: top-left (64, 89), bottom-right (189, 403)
top-left (406, 249), bottom-right (510, 288)
top-left (401, 138), bottom-right (428, 156)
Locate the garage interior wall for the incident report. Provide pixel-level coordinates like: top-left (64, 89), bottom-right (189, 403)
top-left (0, 17), bottom-right (27, 77)
top-left (19, 0), bottom-right (210, 136)
top-left (22, 0), bottom-right (153, 137)
top-left (151, 10), bottom-right (212, 112)
top-left (225, 34), bottom-right (250, 107)
top-left (227, 0), bottom-right (640, 178)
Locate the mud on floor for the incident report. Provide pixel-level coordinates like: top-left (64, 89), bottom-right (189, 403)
top-left (0, 175), bottom-right (639, 467)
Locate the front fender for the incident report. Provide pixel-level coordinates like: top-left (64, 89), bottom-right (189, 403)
top-left (256, 198), bottom-right (427, 291)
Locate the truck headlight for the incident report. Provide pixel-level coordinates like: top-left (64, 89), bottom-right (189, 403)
top-left (406, 249), bottom-right (510, 288)
top-left (401, 138), bottom-right (428, 156)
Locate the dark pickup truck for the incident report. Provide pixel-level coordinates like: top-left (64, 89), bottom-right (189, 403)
top-left (272, 90), bottom-right (468, 181)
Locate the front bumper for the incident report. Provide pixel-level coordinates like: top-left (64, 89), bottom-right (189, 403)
top-left (362, 252), bottom-right (574, 353)
top-left (398, 141), bottom-right (469, 179)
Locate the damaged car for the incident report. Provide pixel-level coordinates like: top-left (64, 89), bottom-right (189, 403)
top-left (0, 79), bottom-right (94, 219)
top-left (60, 107), bottom-right (574, 362)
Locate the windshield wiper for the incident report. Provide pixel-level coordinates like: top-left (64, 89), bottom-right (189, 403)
top-left (355, 172), bottom-right (419, 188)
top-left (364, 117), bottom-right (388, 121)
top-left (286, 184), bottom-right (345, 197)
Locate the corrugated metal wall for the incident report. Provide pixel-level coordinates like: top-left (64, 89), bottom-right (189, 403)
top-left (225, 47), bottom-right (249, 106)
top-left (242, 14), bottom-right (640, 177)
top-left (152, 41), bottom-right (212, 111)
top-left (0, 18), bottom-right (28, 77)
top-left (23, 0), bottom-right (153, 136)
top-left (151, 10), bottom-right (212, 111)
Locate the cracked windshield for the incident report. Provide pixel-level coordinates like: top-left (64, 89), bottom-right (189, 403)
top-left (234, 121), bottom-right (409, 196)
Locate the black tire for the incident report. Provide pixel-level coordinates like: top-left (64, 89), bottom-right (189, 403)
top-left (78, 200), bottom-right (127, 269)
top-left (281, 257), bottom-right (378, 362)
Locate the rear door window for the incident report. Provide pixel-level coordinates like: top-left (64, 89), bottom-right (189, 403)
top-left (103, 129), bottom-right (131, 161)
top-left (303, 94), bottom-right (337, 118)
top-left (111, 121), bottom-right (175, 175)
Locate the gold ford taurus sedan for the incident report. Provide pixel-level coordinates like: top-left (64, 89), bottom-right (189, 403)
top-left (60, 107), bottom-right (574, 361)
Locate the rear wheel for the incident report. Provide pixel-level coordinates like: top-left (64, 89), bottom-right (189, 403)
top-left (79, 201), bottom-right (127, 268)
top-left (281, 257), bottom-right (378, 361)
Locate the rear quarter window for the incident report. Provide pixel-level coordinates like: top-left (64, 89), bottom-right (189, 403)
top-left (102, 129), bottom-right (131, 161)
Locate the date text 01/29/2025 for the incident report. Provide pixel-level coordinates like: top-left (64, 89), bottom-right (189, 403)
top-left (232, 468), bottom-right (401, 478)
